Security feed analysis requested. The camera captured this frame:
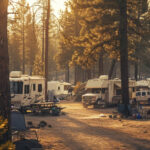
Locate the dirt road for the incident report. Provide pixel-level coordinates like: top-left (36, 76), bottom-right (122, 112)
top-left (25, 102), bottom-right (150, 150)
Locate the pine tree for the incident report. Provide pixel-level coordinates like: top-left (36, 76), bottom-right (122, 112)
top-left (0, 0), bottom-right (11, 143)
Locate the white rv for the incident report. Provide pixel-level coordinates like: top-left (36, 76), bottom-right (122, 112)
top-left (10, 71), bottom-right (45, 109)
top-left (47, 81), bottom-right (71, 99)
top-left (82, 75), bottom-right (135, 107)
top-left (131, 80), bottom-right (150, 104)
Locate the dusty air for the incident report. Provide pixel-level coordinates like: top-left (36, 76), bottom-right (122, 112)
top-left (0, 0), bottom-right (150, 149)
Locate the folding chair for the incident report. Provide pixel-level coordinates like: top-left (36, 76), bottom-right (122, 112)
top-left (11, 111), bottom-right (39, 147)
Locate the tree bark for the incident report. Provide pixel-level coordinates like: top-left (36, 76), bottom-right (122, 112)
top-left (98, 52), bottom-right (104, 76)
top-left (119, 0), bottom-right (129, 116)
top-left (45, 0), bottom-right (50, 100)
top-left (0, 0), bottom-right (11, 142)
top-left (134, 61), bottom-right (138, 81)
top-left (65, 65), bottom-right (69, 82)
top-left (74, 65), bottom-right (77, 84)
top-left (108, 59), bottom-right (116, 79)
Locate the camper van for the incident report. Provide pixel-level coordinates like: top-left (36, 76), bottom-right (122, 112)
top-left (47, 81), bottom-right (72, 99)
top-left (82, 75), bottom-right (135, 108)
top-left (10, 71), bottom-right (45, 109)
top-left (131, 80), bottom-right (150, 104)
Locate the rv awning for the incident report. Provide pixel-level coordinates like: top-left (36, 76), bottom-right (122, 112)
top-left (114, 82), bottom-right (121, 88)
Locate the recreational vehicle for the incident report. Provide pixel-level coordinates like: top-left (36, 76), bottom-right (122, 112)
top-left (82, 75), bottom-right (135, 107)
top-left (10, 71), bottom-right (45, 109)
top-left (47, 81), bottom-right (72, 99)
top-left (131, 80), bottom-right (150, 104)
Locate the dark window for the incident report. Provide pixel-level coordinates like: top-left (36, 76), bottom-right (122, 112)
top-left (142, 92), bottom-right (146, 96)
top-left (147, 92), bottom-right (150, 95)
top-left (64, 85), bottom-right (71, 91)
top-left (33, 84), bottom-right (36, 91)
top-left (102, 88), bottom-right (105, 94)
top-left (24, 85), bottom-right (29, 94)
top-left (136, 92), bottom-right (141, 96)
top-left (92, 88), bottom-right (101, 93)
top-left (116, 89), bottom-right (122, 95)
top-left (38, 84), bottom-right (42, 92)
top-left (10, 81), bottom-right (23, 94)
top-left (58, 87), bottom-right (60, 90)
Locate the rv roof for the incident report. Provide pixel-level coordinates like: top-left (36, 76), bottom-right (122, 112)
top-left (48, 81), bottom-right (71, 85)
top-left (29, 76), bottom-right (45, 80)
top-left (10, 75), bottom-right (44, 81)
top-left (10, 76), bottom-right (29, 81)
top-left (136, 80), bottom-right (149, 87)
top-left (86, 78), bottom-right (108, 89)
top-left (10, 71), bottom-right (22, 78)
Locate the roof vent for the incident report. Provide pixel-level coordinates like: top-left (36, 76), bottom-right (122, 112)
top-left (99, 75), bottom-right (108, 80)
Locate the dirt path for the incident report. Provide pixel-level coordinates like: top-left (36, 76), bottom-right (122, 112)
top-left (25, 102), bottom-right (150, 150)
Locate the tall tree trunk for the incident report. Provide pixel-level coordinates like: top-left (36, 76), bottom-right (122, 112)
top-left (98, 52), bottom-right (103, 76)
top-left (42, 5), bottom-right (45, 63)
top-left (134, 61), bottom-right (138, 81)
top-left (119, 0), bottom-right (129, 116)
top-left (0, 0), bottom-right (11, 142)
top-left (86, 69), bottom-right (91, 80)
top-left (45, 0), bottom-right (50, 100)
top-left (65, 65), bottom-right (69, 82)
top-left (108, 59), bottom-right (116, 79)
top-left (22, 14), bottom-right (25, 74)
top-left (82, 69), bottom-right (86, 82)
top-left (74, 65), bottom-right (77, 84)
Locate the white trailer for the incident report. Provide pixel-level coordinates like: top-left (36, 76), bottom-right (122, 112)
top-left (10, 71), bottom-right (45, 109)
top-left (131, 80), bottom-right (150, 104)
top-left (82, 75), bottom-right (135, 107)
top-left (47, 81), bottom-right (71, 99)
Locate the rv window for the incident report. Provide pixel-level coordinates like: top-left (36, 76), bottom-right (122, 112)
top-left (136, 92), bottom-right (141, 96)
top-left (92, 88), bottom-right (101, 93)
top-left (142, 92), bottom-right (146, 96)
top-left (102, 88), bottom-right (105, 94)
top-left (33, 84), bottom-right (36, 91)
top-left (38, 84), bottom-right (42, 92)
top-left (10, 81), bottom-right (23, 94)
top-left (116, 89), bottom-right (121, 95)
top-left (64, 85), bottom-right (71, 91)
top-left (24, 85), bottom-right (29, 94)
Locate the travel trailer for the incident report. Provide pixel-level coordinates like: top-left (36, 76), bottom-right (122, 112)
top-left (47, 81), bottom-right (72, 99)
top-left (10, 71), bottom-right (45, 109)
top-left (82, 75), bottom-right (135, 107)
top-left (131, 80), bottom-right (150, 104)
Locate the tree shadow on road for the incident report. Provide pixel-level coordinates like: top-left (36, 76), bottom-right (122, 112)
top-left (53, 115), bottom-right (150, 150)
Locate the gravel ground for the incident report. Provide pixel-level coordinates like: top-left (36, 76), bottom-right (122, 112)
top-left (25, 101), bottom-right (150, 150)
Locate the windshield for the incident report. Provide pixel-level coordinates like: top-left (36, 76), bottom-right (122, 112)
top-left (10, 81), bottom-right (23, 94)
top-left (136, 92), bottom-right (141, 96)
top-left (64, 85), bottom-right (71, 91)
top-left (92, 88), bottom-right (101, 94)
top-left (142, 92), bottom-right (146, 96)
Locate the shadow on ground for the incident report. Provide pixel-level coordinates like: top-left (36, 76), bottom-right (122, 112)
top-left (14, 139), bottom-right (42, 150)
top-left (51, 115), bottom-right (150, 150)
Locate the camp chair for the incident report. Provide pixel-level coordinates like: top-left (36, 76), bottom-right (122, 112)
top-left (11, 111), bottom-right (38, 141)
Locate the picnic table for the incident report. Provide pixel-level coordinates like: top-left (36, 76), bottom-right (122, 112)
top-left (26, 102), bottom-right (63, 115)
